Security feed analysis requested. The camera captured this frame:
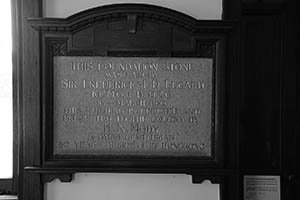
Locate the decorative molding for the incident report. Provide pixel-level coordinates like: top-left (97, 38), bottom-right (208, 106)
top-left (42, 174), bottom-right (73, 183)
top-left (198, 42), bottom-right (216, 58)
top-left (25, 166), bottom-right (236, 184)
top-left (47, 39), bottom-right (67, 56)
top-left (27, 4), bottom-right (236, 34)
top-left (127, 14), bottom-right (137, 34)
top-left (191, 176), bottom-right (222, 184)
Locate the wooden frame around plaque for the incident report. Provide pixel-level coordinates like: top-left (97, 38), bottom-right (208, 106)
top-left (27, 4), bottom-right (234, 171)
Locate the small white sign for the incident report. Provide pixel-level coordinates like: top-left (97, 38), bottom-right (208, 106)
top-left (244, 175), bottom-right (281, 200)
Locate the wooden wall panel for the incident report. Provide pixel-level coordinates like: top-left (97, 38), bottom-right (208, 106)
top-left (240, 1), bottom-right (299, 199)
top-left (280, 0), bottom-right (299, 199)
top-left (240, 14), bottom-right (284, 170)
top-left (18, 0), bottom-right (43, 200)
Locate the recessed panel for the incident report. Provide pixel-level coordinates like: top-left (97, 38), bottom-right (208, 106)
top-left (53, 57), bottom-right (214, 157)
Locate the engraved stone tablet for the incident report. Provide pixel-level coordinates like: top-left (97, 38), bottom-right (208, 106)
top-left (53, 57), bottom-right (213, 156)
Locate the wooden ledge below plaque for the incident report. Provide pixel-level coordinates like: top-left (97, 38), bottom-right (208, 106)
top-left (25, 166), bottom-right (237, 184)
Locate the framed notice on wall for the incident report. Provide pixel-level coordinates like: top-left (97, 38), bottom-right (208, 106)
top-left (244, 176), bottom-right (281, 200)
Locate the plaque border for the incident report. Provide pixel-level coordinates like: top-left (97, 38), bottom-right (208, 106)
top-left (41, 37), bottom-right (224, 169)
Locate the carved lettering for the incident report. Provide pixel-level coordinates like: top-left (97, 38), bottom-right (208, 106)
top-left (53, 57), bottom-right (213, 156)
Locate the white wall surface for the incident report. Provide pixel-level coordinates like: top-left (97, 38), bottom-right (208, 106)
top-left (46, 173), bottom-right (219, 200)
top-left (43, 0), bottom-right (222, 19)
top-left (44, 1), bottom-right (222, 200)
top-left (0, 0), bottom-right (13, 179)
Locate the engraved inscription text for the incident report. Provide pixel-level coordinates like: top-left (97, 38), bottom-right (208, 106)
top-left (53, 57), bottom-right (213, 156)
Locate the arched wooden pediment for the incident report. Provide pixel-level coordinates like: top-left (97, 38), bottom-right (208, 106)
top-left (28, 4), bottom-right (235, 57)
top-left (28, 4), bottom-right (233, 33)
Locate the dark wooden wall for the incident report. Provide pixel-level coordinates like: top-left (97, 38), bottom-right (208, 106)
top-left (13, 1), bottom-right (299, 200)
top-left (13, 0), bottom-right (43, 199)
top-left (223, 0), bottom-right (299, 198)
top-left (239, 1), bottom-right (299, 200)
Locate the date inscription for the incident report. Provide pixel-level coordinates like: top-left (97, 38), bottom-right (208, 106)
top-left (53, 57), bottom-right (213, 156)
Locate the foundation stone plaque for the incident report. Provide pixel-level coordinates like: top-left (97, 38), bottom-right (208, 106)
top-left (53, 57), bottom-right (214, 156)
